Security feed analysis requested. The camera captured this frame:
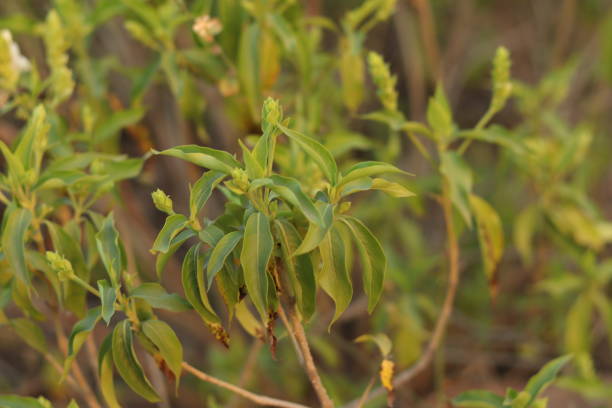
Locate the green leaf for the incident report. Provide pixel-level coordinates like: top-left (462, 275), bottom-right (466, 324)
top-left (452, 390), bottom-right (504, 407)
top-left (10, 318), bottom-right (47, 353)
top-left (339, 161), bottom-right (409, 187)
top-left (250, 175), bottom-right (322, 225)
top-left (98, 280), bottom-right (117, 324)
top-left (294, 202), bottom-right (334, 255)
top-left (98, 334), bottom-right (121, 408)
top-left (440, 151), bottom-right (473, 228)
top-left (426, 84), bottom-right (454, 143)
top-left (469, 195), bottom-right (504, 282)
top-left (207, 231), bottom-right (242, 288)
top-left (64, 307), bottom-right (101, 382)
top-left (240, 212), bottom-right (273, 321)
top-left (141, 319), bottom-right (183, 388)
top-left (235, 300), bottom-right (264, 338)
top-left (278, 123), bottom-right (338, 185)
top-left (370, 178), bottom-right (415, 198)
top-left (513, 205), bottom-right (540, 265)
top-left (2, 208), bottom-right (32, 284)
top-left (239, 139), bottom-right (265, 180)
top-left (155, 229), bottom-right (196, 279)
top-left (0, 395), bottom-right (51, 408)
top-left (238, 23), bottom-right (261, 121)
top-left (155, 145), bottom-right (241, 174)
top-left (274, 220), bottom-right (316, 321)
top-left (95, 213), bottom-right (123, 286)
top-left (93, 107), bottom-right (145, 144)
top-left (130, 283), bottom-right (191, 312)
top-left (181, 245), bottom-right (221, 324)
top-left (15, 105), bottom-right (48, 174)
top-left (523, 355), bottom-right (572, 406)
top-left (355, 333), bottom-right (392, 358)
top-left (189, 171), bottom-right (226, 221)
top-left (340, 216), bottom-right (386, 313)
top-left (151, 214), bottom-right (188, 254)
top-left (112, 320), bottom-right (160, 402)
top-left (319, 227), bottom-right (352, 329)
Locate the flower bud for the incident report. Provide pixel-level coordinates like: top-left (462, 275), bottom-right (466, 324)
top-left (46, 251), bottom-right (74, 282)
top-left (152, 188), bottom-right (174, 214)
top-left (261, 97), bottom-right (282, 134)
top-left (368, 52), bottom-right (398, 112)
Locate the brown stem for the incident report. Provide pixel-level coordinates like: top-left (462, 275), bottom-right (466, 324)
top-left (181, 362), bottom-right (309, 408)
top-left (286, 306), bottom-right (334, 408)
top-left (410, 0), bottom-right (442, 81)
top-left (343, 181), bottom-right (460, 407)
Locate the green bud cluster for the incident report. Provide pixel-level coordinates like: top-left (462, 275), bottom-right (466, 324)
top-left (491, 46), bottom-right (512, 112)
top-left (225, 168), bottom-right (250, 195)
top-left (44, 11), bottom-right (74, 106)
top-left (368, 52), bottom-right (398, 112)
top-left (152, 188), bottom-right (174, 214)
top-left (261, 97), bottom-right (282, 134)
top-left (46, 251), bottom-right (75, 282)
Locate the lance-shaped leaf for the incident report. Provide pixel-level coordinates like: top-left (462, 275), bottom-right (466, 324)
top-left (15, 105), bottom-right (48, 174)
top-left (371, 178), bottom-right (415, 198)
top-left (0, 395), bottom-right (52, 408)
top-left (294, 202), bottom-right (334, 255)
top-left (278, 123), bottom-right (338, 185)
top-left (154, 145), bottom-right (241, 174)
top-left (10, 318), bottom-right (47, 354)
top-left (440, 151), bottom-right (473, 228)
top-left (2, 207), bottom-right (32, 284)
top-left (207, 231), bottom-right (242, 288)
top-left (112, 320), bottom-right (160, 402)
top-left (274, 220), bottom-right (316, 320)
top-left (151, 214), bottom-right (188, 254)
top-left (355, 333), bottom-right (392, 358)
top-left (98, 280), bottom-right (117, 324)
top-left (240, 212), bottom-right (273, 321)
top-left (98, 334), bottom-right (121, 408)
top-left (64, 307), bottom-right (101, 381)
top-left (93, 107), bottom-right (145, 144)
top-left (131, 283), bottom-right (191, 312)
top-left (426, 85), bottom-right (454, 143)
top-left (156, 229), bottom-right (196, 279)
top-left (251, 175), bottom-right (322, 225)
top-left (238, 23), bottom-right (261, 121)
top-left (452, 390), bottom-right (504, 408)
top-left (141, 319), bottom-right (183, 388)
top-left (319, 227), bottom-right (353, 329)
top-left (239, 139), bottom-right (265, 179)
top-left (339, 161), bottom-right (410, 188)
top-left (95, 213), bottom-right (123, 286)
top-left (469, 194), bottom-right (504, 282)
top-left (523, 355), bottom-right (572, 406)
top-left (340, 216), bottom-right (386, 313)
top-left (189, 171), bottom-right (226, 220)
top-left (181, 244), bottom-right (221, 325)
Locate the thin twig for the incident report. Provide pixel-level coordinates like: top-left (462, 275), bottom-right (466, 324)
top-left (181, 362), bottom-right (310, 408)
top-left (286, 306), bottom-right (334, 408)
top-left (343, 182), bottom-right (460, 407)
top-left (410, 0), bottom-right (442, 81)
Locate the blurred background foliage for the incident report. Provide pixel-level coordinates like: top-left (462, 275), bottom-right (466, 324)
top-left (1, 0), bottom-right (612, 406)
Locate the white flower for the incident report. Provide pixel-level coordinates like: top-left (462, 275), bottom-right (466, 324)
top-left (1, 29), bottom-right (31, 73)
top-left (192, 15), bottom-right (222, 43)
